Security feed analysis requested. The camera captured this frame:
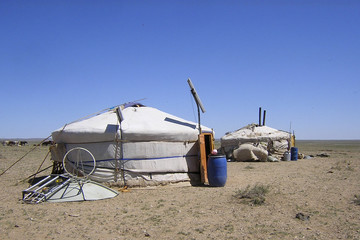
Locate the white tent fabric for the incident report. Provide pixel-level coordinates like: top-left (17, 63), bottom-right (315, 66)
top-left (220, 124), bottom-right (290, 161)
top-left (232, 143), bottom-right (268, 162)
top-left (51, 105), bottom-right (213, 186)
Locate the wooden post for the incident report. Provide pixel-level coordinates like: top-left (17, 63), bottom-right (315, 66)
top-left (198, 134), bottom-right (208, 184)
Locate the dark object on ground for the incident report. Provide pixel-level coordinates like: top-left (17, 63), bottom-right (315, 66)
top-left (295, 212), bottom-right (310, 221)
top-left (41, 140), bottom-right (54, 146)
top-left (353, 195), bottom-right (360, 205)
top-left (317, 152), bottom-right (330, 157)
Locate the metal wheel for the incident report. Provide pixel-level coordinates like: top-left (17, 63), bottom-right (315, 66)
top-left (62, 147), bottom-right (96, 179)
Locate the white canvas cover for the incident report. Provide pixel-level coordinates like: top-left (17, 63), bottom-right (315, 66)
top-left (51, 104), bottom-right (213, 186)
top-left (232, 143), bottom-right (268, 162)
top-left (47, 179), bottom-right (119, 203)
top-left (220, 124), bottom-right (290, 161)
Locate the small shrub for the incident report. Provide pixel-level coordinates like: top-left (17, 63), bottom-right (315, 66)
top-left (234, 184), bottom-right (270, 205)
top-left (244, 165), bottom-right (254, 170)
top-left (146, 215), bottom-right (162, 225)
top-left (195, 228), bottom-right (204, 233)
top-left (331, 160), bottom-right (354, 171)
top-left (353, 195), bottom-right (360, 205)
top-left (331, 161), bottom-right (342, 171)
top-left (224, 224), bottom-right (234, 233)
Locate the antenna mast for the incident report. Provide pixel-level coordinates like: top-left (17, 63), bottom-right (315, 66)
top-left (187, 78), bottom-right (206, 134)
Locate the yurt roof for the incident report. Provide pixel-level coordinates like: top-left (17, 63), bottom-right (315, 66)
top-left (52, 104), bottom-right (213, 144)
top-left (221, 123), bottom-right (289, 144)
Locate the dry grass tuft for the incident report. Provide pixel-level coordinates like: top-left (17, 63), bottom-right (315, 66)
top-left (234, 184), bottom-right (270, 205)
top-left (353, 195), bottom-right (360, 206)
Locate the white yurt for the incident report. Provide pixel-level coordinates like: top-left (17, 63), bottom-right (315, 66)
top-left (220, 123), bottom-right (291, 161)
top-left (50, 103), bottom-right (214, 186)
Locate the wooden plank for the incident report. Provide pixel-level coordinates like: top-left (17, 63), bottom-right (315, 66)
top-left (198, 134), bottom-right (208, 183)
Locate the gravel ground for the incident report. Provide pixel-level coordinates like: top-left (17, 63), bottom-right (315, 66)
top-left (1, 140), bottom-right (360, 240)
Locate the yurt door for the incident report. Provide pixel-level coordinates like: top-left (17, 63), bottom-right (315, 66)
top-left (198, 133), bottom-right (214, 184)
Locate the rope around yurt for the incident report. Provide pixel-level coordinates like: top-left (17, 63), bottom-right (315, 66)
top-left (27, 150), bottom-right (51, 185)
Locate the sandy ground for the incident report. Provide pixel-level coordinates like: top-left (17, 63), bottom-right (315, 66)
top-left (1, 141), bottom-right (360, 240)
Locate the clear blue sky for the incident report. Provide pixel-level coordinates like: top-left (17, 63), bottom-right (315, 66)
top-left (1, 0), bottom-right (359, 140)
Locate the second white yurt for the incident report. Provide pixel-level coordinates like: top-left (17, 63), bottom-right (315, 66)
top-left (220, 123), bottom-right (290, 161)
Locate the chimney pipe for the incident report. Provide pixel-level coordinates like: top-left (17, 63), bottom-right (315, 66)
top-left (263, 110), bottom-right (266, 126)
top-left (259, 107), bottom-right (262, 126)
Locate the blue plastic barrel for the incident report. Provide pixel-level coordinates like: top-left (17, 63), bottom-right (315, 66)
top-left (207, 155), bottom-right (227, 187)
top-left (291, 147), bottom-right (298, 161)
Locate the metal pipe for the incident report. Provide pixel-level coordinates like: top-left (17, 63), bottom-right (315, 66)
top-left (263, 110), bottom-right (266, 126)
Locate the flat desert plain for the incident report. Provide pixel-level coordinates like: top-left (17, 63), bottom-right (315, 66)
top-left (1, 140), bottom-right (360, 240)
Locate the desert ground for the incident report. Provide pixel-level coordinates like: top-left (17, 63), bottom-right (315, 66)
top-left (1, 140), bottom-right (360, 240)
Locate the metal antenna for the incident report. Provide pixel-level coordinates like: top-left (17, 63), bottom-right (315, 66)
top-left (187, 78), bottom-right (206, 134)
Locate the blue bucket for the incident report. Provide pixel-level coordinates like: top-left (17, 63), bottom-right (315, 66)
top-left (291, 147), bottom-right (298, 161)
top-left (207, 155), bottom-right (227, 187)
